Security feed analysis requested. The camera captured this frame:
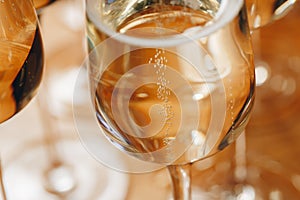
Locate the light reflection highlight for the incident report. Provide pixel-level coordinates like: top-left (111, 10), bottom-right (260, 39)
top-left (255, 64), bottom-right (269, 86)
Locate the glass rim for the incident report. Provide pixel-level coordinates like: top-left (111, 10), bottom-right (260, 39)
top-left (86, 0), bottom-right (243, 47)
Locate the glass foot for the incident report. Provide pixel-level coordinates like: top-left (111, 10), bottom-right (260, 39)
top-left (3, 137), bottom-right (129, 200)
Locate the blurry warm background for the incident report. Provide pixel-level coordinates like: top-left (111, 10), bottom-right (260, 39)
top-left (0, 0), bottom-right (299, 199)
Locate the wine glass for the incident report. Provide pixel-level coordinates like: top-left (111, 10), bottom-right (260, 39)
top-left (80, 0), bottom-right (255, 199)
top-left (1, 1), bottom-right (130, 199)
top-left (0, 0), bottom-right (44, 123)
top-left (0, 0), bottom-right (44, 198)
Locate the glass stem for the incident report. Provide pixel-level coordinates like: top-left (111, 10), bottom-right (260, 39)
top-left (0, 159), bottom-right (7, 200)
top-left (234, 131), bottom-right (247, 182)
top-left (167, 163), bottom-right (192, 200)
top-left (36, 4), bottom-right (62, 168)
top-left (36, 86), bottom-right (76, 196)
top-left (36, 93), bottom-right (61, 167)
top-left (36, 11), bottom-right (76, 195)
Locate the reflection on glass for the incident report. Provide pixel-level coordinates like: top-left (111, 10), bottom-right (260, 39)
top-left (84, 0), bottom-right (255, 199)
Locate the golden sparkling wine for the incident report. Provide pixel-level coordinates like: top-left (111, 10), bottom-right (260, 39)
top-left (87, 3), bottom-right (254, 164)
top-left (33, 0), bottom-right (56, 10)
top-left (0, 27), bottom-right (43, 123)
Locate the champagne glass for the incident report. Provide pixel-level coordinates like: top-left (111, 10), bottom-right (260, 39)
top-left (81, 0), bottom-right (255, 199)
top-left (1, 1), bottom-right (130, 199)
top-left (0, 0), bottom-right (44, 123)
top-left (0, 0), bottom-right (44, 198)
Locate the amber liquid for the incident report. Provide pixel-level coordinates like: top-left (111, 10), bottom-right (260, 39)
top-left (33, 0), bottom-right (56, 10)
top-left (0, 26), bottom-right (44, 123)
top-left (87, 4), bottom-right (254, 164)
